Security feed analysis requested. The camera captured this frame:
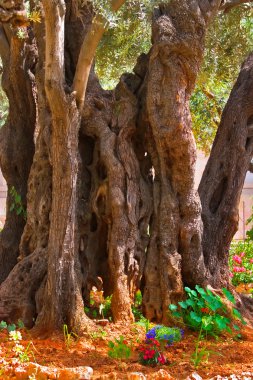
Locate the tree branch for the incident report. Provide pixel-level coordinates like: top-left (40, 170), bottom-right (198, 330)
top-left (248, 161), bottom-right (253, 173)
top-left (220, 0), bottom-right (253, 12)
top-left (72, 0), bottom-right (126, 111)
top-left (42, 0), bottom-right (66, 113)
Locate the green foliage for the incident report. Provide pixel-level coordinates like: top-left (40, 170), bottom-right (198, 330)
top-left (95, 3), bottom-right (253, 151)
top-left (99, 295), bottom-right (112, 319)
top-left (192, 6), bottom-right (253, 152)
top-left (0, 62), bottom-right (8, 128)
top-left (0, 319), bottom-right (24, 332)
top-left (190, 325), bottom-right (220, 369)
top-left (89, 328), bottom-right (107, 340)
top-left (0, 320), bottom-right (35, 366)
top-left (169, 286), bottom-right (246, 337)
top-left (85, 292), bottom-right (112, 320)
top-left (10, 186), bottom-right (27, 220)
top-left (108, 335), bottom-right (132, 360)
top-left (9, 330), bottom-right (36, 363)
top-left (135, 315), bottom-right (152, 332)
top-left (95, 1), bottom-right (157, 89)
top-left (145, 325), bottom-right (183, 347)
top-left (229, 241), bottom-right (253, 286)
top-left (132, 290), bottom-right (143, 321)
top-left (63, 324), bottom-right (78, 350)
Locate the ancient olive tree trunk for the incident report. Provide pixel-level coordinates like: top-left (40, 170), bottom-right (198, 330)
top-left (199, 52), bottom-right (253, 288)
top-left (0, 25), bottom-right (36, 283)
top-left (1, 0), bottom-right (253, 331)
top-left (33, 0), bottom-right (88, 332)
top-left (141, 0), bottom-right (223, 321)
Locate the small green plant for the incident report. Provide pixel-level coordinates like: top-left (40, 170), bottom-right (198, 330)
top-left (16, 28), bottom-right (26, 39)
top-left (190, 324), bottom-right (220, 368)
top-left (63, 324), bottom-right (78, 350)
top-left (0, 319), bottom-right (24, 332)
top-left (10, 187), bottom-right (27, 220)
top-left (99, 295), bottom-right (112, 319)
top-left (136, 315), bottom-right (152, 332)
top-left (89, 328), bottom-right (107, 340)
top-left (169, 286), bottom-right (246, 337)
top-left (108, 336), bottom-right (131, 360)
top-left (9, 330), bottom-right (36, 363)
top-left (85, 291), bottom-right (112, 320)
top-left (132, 290), bottom-right (143, 321)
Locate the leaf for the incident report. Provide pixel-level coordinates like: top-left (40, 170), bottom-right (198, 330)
top-left (172, 311), bottom-right (182, 318)
top-left (232, 308), bottom-right (242, 320)
top-left (108, 341), bottom-right (114, 348)
top-left (186, 299), bottom-right (195, 307)
top-left (179, 301), bottom-right (188, 309)
top-left (7, 324), bottom-right (16, 332)
top-left (201, 315), bottom-right (213, 329)
top-left (195, 285), bottom-right (206, 296)
top-left (222, 288), bottom-right (235, 304)
top-left (233, 324), bottom-right (240, 331)
top-left (189, 311), bottom-right (202, 323)
top-left (17, 207), bottom-right (23, 215)
top-left (17, 320), bottom-right (24, 329)
top-left (28, 11), bottom-right (41, 23)
top-left (169, 304), bottom-right (177, 311)
top-left (215, 315), bottom-right (230, 331)
top-left (15, 194), bottom-right (21, 203)
top-left (0, 320), bottom-right (7, 329)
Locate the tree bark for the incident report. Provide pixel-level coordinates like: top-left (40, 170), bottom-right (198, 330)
top-left (0, 26), bottom-right (36, 283)
top-left (140, 0), bottom-right (223, 322)
top-left (199, 52), bottom-right (253, 288)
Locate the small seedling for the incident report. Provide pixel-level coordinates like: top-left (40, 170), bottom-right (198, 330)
top-left (63, 324), bottom-right (78, 350)
top-left (136, 316), bottom-right (152, 332)
top-left (108, 336), bottom-right (131, 360)
top-left (89, 328), bottom-right (107, 340)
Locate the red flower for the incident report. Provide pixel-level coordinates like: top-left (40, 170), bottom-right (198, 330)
top-left (201, 307), bottom-right (209, 314)
top-left (158, 354), bottom-right (166, 364)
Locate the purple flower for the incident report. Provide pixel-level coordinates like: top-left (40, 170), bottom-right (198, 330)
top-left (146, 328), bottom-right (156, 339)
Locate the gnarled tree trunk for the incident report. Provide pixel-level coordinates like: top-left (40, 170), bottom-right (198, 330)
top-left (0, 0), bottom-right (253, 331)
top-left (199, 52), bottom-right (253, 288)
top-left (0, 25), bottom-right (36, 283)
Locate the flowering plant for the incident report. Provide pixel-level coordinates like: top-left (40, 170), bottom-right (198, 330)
top-left (138, 325), bottom-right (183, 366)
top-left (139, 338), bottom-right (166, 366)
top-left (146, 325), bottom-right (183, 347)
top-left (229, 241), bottom-right (253, 286)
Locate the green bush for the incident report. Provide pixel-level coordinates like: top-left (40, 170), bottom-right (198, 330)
top-left (169, 286), bottom-right (246, 337)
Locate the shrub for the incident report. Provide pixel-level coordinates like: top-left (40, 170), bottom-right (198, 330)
top-left (145, 325), bottom-right (183, 347)
top-left (169, 286), bottom-right (246, 337)
top-left (229, 241), bottom-right (253, 286)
